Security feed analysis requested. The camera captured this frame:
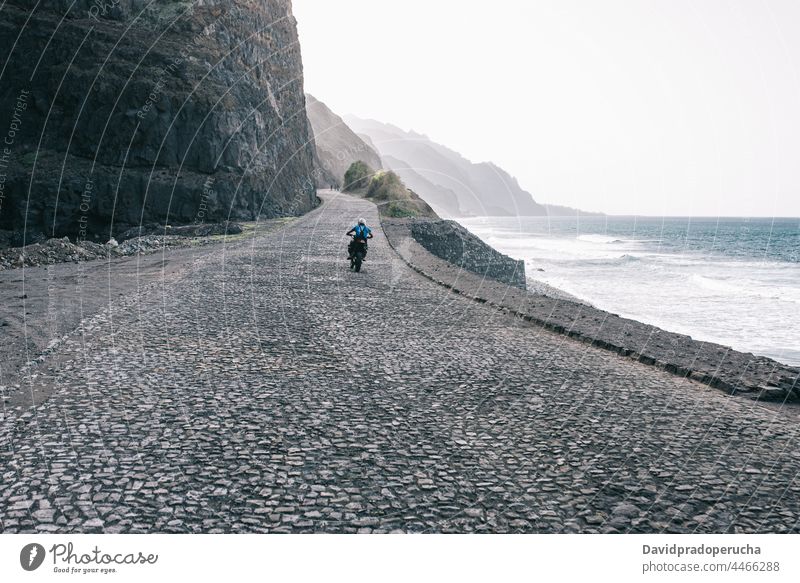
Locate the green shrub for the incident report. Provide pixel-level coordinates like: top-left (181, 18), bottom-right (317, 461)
top-left (384, 201), bottom-right (420, 218)
top-left (343, 161), bottom-right (373, 192)
top-left (366, 171), bottom-right (406, 201)
top-left (20, 152), bottom-right (37, 166)
top-left (363, 171), bottom-right (438, 218)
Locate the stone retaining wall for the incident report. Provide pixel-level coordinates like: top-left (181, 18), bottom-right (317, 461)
top-left (407, 219), bottom-right (526, 289)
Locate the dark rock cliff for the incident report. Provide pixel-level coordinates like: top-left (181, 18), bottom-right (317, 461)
top-left (0, 0), bottom-right (318, 244)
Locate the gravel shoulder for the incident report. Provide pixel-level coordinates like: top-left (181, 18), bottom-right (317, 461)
top-left (0, 220), bottom-right (294, 406)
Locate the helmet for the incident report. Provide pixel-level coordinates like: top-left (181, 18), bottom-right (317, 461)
top-left (358, 218), bottom-right (366, 225)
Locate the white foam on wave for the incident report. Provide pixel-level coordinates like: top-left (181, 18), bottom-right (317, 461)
top-left (463, 218), bottom-right (800, 365)
top-left (689, 273), bottom-right (800, 304)
top-left (576, 234), bottom-right (627, 244)
top-left (481, 232), bottom-right (643, 264)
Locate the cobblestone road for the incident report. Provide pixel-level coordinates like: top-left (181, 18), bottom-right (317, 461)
top-left (1, 192), bottom-right (799, 533)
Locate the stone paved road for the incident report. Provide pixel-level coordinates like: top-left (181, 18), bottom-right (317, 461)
top-left (1, 192), bottom-right (799, 533)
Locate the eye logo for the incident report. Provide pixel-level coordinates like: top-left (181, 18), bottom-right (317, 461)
top-left (20, 543), bottom-right (46, 571)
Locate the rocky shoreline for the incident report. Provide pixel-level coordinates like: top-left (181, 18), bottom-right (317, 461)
top-left (381, 217), bottom-right (800, 404)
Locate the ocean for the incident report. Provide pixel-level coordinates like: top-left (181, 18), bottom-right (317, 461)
top-left (457, 216), bottom-right (800, 366)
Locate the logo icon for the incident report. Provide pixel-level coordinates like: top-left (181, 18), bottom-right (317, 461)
top-left (20, 543), bottom-right (46, 571)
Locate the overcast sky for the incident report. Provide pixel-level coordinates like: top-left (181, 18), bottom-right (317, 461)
top-left (293, 0), bottom-right (800, 216)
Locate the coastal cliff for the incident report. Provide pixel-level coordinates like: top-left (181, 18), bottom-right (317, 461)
top-left (306, 94), bottom-right (382, 188)
top-left (0, 0), bottom-right (317, 244)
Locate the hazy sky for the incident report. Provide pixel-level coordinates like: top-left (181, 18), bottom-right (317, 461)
top-left (293, 0), bottom-right (800, 216)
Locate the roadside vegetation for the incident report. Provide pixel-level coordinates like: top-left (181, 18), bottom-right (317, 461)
top-left (343, 161), bottom-right (438, 219)
top-left (343, 160), bottom-right (373, 192)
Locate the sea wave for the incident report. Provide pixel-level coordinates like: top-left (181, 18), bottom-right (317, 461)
top-left (457, 216), bottom-right (800, 363)
top-left (689, 274), bottom-right (800, 304)
top-left (576, 234), bottom-right (626, 244)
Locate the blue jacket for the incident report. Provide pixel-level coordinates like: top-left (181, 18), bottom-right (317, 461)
top-left (350, 224), bottom-right (372, 239)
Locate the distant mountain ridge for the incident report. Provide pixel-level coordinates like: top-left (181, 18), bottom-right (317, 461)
top-left (543, 203), bottom-right (604, 217)
top-left (305, 95), bottom-right (382, 188)
top-left (306, 100), bottom-right (602, 218)
top-left (345, 116), bottom-right (547, 217)
top-left (380, 154), bottom-right (462, 217)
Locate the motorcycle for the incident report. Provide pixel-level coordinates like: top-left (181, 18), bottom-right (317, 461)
top-left (349, 236), bottom-right (368, 272)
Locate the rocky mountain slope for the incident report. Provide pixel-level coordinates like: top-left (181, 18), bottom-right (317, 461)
top-left (345, 116), bottom-right (547, 217)
top-left (0, 0), bottom-right (318, 245)
top-left (306, 94), bottom-right (381, 188)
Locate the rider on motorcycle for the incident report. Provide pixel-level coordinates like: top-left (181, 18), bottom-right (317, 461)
top-left (346, 218), bottom-right (373, 260)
